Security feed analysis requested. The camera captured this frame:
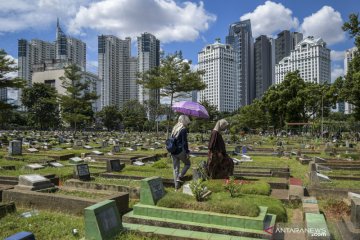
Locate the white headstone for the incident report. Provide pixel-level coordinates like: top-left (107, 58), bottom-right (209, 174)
top-left (16, 174), bottom-right (54, 191)
top-left (25, 164), bottom-right (44, 170)
top-left (182, 183), bottom-right (193, 196)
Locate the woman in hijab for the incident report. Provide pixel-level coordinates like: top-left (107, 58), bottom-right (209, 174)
top-left (207, 119), bottom-right (234, 179)
top-left (171, 115), bottom-right (191, 190)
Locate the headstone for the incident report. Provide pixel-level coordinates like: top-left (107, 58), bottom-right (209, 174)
top-left (92, 150), bottom-right (104, 155)
top-left (131, 145), bottom-right (138, 151)
top-left (101, 141), bottom-right (109, 148)
top-left (49, 162), bottom-right (64, 168)
top-left (25, 164), bottom-right (44, 170)
top-left (351, 198), bottom-right (360, 228)
top-left (69, 157), bottom-right (84, 164)
top-left (349, 192), bottom-right (360, 200)
top-left (112, 145), bottom-right (120, 153)
top-left (84, 200), bottom-right (122, 240)
top-left (15, 174), bottom-right (54, 191)
top-left (84, 145), bottom-right (93, 149)
top-left (140, 177), bottom-right (165, 205)
top-left (182, 183), bottom-right (193, 196)
top-left (317, 173), bottom-right (331, 182)
top-left (27, 148), bottom-right (39, 153)
top-left (234, 146), bottom-right (241, 154)
top-left (74, 140), bottom-right (83, 147)
top-left (74, 163), bottom-right (91, 181)
top-left (8, 140), bottom-right (22, 156)
top-left (106, 159), bottom-right (125, 172)
top-left (4, 231), bottom-right (35, 240)
top-left (133, 161), bottom-right (145, 166)
top-left (242, 146), bottom-right (247, 154)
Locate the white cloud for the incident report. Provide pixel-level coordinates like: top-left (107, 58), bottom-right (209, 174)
top-left (4, 55), bottom-right (18, 79)
top-left (68, 0), bottom-right (216, 43)
top-left (0, 0), bottom-right (89, 33)
top-left (240, 1), bottom-right (299, 37)
top-left (331, 50), bottom-right (345, 61)
top-left (331, 64), bottom-right (344, 82)
top-left (301, 6), bottom-right (345, 45)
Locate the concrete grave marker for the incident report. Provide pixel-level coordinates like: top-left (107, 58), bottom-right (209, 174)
top-left (49, 162), bottom-right (64, 168)
top-left (351, 198), bottom-right (360, 228)
top-left (25, 164), bottom-right (44, 170)
top-left (69, 157), bottom-right (84, 164)
top-left (106, 159), bottom-right (125, 172)
top-left (92, 150), bottom-right (104, 155)
top-left (112, 145), bottom-right (120, 153)
top-left (27, 148), bottom-right (39, 153)
top-left (101, 140), bottom-right (109, 148)
top-left (140, 177), bottom-right (165, 205)
top-left (84, 145), bottom-right (93, 149)
top-left (8, 140), bottom-right (22, 156)
top-left (84, 200), bottom-right (122, 240)
top-left (74, 163), bottom-right (91, 181)
top-left (15, 174), bottom-right (54, 191)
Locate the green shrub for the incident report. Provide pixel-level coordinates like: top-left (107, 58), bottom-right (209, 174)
top-left (247, 195), bottom-right (287, 222)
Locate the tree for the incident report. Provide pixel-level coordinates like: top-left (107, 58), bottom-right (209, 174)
top-left (96, 106), bottom-right (122, 131)
top-left (341, 13), bottom-right (360, 119)
top-left (22, 83), bottom-right (60, 129)
top-left (60, 64), bottom-right (98, 133)
top-left (189, 99), bottom-right (219, 135)
top-left (121, 100), bottom-right (147, 131)
top-left (229, 99), bottom-right (268, 132)
top-left (138, 52), bottom-right (206, 135)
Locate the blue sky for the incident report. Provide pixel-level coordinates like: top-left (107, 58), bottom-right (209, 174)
top-left (0, 0), bottom-right (359, 81)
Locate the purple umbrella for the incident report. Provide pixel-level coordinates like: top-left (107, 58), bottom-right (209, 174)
top-left (172, 101), bottom-right (209, 119)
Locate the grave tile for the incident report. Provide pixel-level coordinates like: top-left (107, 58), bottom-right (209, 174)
top-left (133, 205), bottom-right (148, 216)
top-left (176, 211), bottom-right (193, 222)
top-left (192, 212), bottom-right (209, 224)
top-left (171, 229), bottom-right (193, 238)
top-left (226, 217), bottom-right (245, 228)
top-left (190, 231), bottom-right (212, 240)
top-left (209, 213), bottom-right (227, 226)
top-left (147, 207), bottom-right (162, 218)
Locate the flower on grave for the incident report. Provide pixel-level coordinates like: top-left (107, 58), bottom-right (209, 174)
top-left (224, 176), bottom-right (242, 198)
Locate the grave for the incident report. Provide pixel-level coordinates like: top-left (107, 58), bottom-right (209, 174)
top-left (106, 159), bottom-right (125, 172)
top-left (140, 176), bottom-right (165, 205)
top-left (74, 164), bottom-right (91, 181)
top-left (8, 140), bottom-right (22, 156)
top-left (15, 174), bottom-right (55, 191)
top-left (4, 232), bottom-right (35, 240)
top-left (49, 162), bottom-right (64, 168)
top-left (69, 157), bottom-right (84, 164)
top-left (101, 140), bottom-right (109, 148)
top-left (112, 145), bottom-right (120, 153)
top-left (123, 177), bottom-right (277, 239)
top-left (305, 213), bottom-right (331, 240)
top-left (84, 145), bottom-right (93, 149)
top-left (27, 148), bottom-right (39, 153)
top-left (84, 200), bottom-right (122, 240)
top-left (338, 197), bottom-right (360, 239)
top-left (92, 150), bottom-right (104, 155)
top-left (25, 163), bottom-right (45, 170)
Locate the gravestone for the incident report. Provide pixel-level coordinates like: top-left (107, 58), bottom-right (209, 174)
top-left (74, 140), bottom-right (83, 148)
top-left (69, 157), bottom-right (84, 164)
top-left (74, 163), bottom-right (91, 181)
top-left (140, 176), bottom-right (165, 205)
top-left (112, 145), bottom-right (120, 153)
top-left (84, 145), bottom-right (93, 149)
top-left (101, 140), bottom-right (109, 148)
top-left (84, 200), bottom-right (122, 240)
top-left (242, 146), bottom-right (247, 154)
top-left (49, 162), bottom-right (64, 168)
top-left (351, 198), bottom-right (360, 228)
top-left (106, 159), bottom-right (125, 172)
top-left (15, 174), bottom-right (54, 191)
top-left (131, 145), bottom-right (138, 151)
top-left (27, 148), bottom-right (39, 153)
top-left (92, 150), bottom-right (104, 155)
top-left (25, 164), bottom-right (44, 170)
top-left (8, 140), bottom-right (22, 156)
top-left (234, 146), bottom-right (241, 154)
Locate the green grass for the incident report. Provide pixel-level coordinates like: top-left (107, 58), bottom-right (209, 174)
top-left (157, 191), bottom-right (260, 217)
top-left (205, 179), bottom-right (271, 196)
top-left (0, 208), bottom-right (158, 240)
top-left (320, 180), bottom-right (360, 189)
top-left (92, 177), bottom-right (141, 188)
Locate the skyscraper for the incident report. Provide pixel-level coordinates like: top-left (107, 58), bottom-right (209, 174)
top-left (198, 39), bottom-right (236, 112)
top-left (226, 19), bottom-right (254, 107)
top-left (344, 47), bottom-right (357, 114)
top-left (98, 35), bottom-right (133, 109)
top-left (275, 30), bottom-right (303, 64)
top-left (137, 33), bottom-right (160, 106)
top-left (275, 37), bottom-right (331, 84)
top-left (254, 35), bottom-right (273, 99)
top-left (56, 19), bottom-right (86, 70)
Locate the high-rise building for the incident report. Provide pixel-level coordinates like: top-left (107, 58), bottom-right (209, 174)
top-left (275, 37), bottom-right (331, 84)
top-left (198, 39), bottom-right (236, 112)
top-left (18, 19), bottom-right (86, 87)
top-left (254, 35), bottom-right (272, 99)
top-left (56, 19), bottom-right (86, 70)
top-left (137, 33), bottom-right (160, 105)
top-left (226, 19), bottom-right (254, 107)
top-left (344, 47), bottom-right (357, 114)
top-left (98, 35), bottom-right (133, 109)
top-left (129, 57), bottom-right (139, 101)
top-left (0, 87), bottom-right (7, 102)
top-left (275, 30), bottom-right (303, 64)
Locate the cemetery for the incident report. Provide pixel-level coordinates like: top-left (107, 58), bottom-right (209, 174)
top-left (0, 130), bottom-right (358, 239)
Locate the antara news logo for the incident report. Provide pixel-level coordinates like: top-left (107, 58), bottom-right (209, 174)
top-left (264, 224), bottom-right (328, 237)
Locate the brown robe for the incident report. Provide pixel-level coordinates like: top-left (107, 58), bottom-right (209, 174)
top-left (207, 130), bottom-right (234, 179)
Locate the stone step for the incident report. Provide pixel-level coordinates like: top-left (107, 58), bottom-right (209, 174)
top-left (123, 211), bottom-right (275, 239)
top-left (234, 173), bottom-right (272, 177)
top-left (270, 189), bottom-right (289, 202)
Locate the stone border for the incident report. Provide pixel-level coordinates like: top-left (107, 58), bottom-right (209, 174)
top-left (307, 186), bottom-right (360, 198)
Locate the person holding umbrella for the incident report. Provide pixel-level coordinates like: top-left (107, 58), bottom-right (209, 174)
top-left (170, 115), bottom-right (191, 190)
top-left (207, 119), bottom-right (234, 179)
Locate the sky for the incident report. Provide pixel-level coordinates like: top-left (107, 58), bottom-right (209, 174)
top-left (0, 0), bottom-right (359, 82)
